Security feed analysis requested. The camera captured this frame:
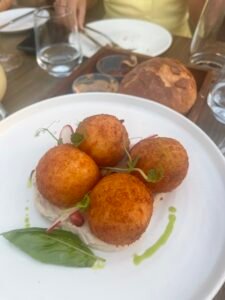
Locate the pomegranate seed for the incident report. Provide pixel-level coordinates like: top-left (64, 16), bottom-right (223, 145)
top-left (69, 211), bottom-right (84, 227)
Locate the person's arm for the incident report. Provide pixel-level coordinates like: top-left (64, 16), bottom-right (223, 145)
top-left (55, 0), bottom-right (98, 29)
top-left (87, 0), bottom-right (98, 9)
top-left (0, 0), bottom-right (13, 11)
top-left (188, 0), bottom-right (206, 31)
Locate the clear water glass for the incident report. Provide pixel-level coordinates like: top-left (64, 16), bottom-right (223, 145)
top-left (190, 0), bottom-right (225, 69)
top-left (34, 5), bottom-right (82, 78)
top-left (207, 66), bottom-right (225, 123)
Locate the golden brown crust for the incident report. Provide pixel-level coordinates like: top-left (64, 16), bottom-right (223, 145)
top-left (76, 114), bottom-right (130, 167)
top-left (88, 173), bottom-right (153, 246)
top-left (119, 57), bottom-right (197, 114)
top-left (130, 137), bottom-right (189, 193)
top-left (36, 144), bottom-right (100, 208)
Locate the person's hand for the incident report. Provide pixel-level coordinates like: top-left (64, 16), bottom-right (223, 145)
top-left (55, 0), bottom-right (87, 29)
top-left (0, 0), bottom-right (13, 12)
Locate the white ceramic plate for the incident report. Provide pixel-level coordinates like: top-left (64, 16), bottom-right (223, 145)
top-left (0, 93), bottom-right (225, 300)
top-left (0, 8), bottom-right (35, 33)
top-left (71, 19), bottom-right (172, 57)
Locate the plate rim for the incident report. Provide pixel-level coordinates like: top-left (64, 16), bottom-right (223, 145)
top-left (0, 92), bottom-right (225, 300)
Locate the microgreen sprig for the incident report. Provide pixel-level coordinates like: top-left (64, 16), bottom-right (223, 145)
top-left (35, 128), bottom-right (63, 145)
top-left (35, 127), bottom-right (84, 147)
top-left (75, 194), bottom-right (90, 212)
top-left (27, 169), bottom-right (35, 188)
top-left (103, 147), bottom-right (164, 183)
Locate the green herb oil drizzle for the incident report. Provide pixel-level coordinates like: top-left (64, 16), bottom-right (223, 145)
top-left (92, 259), bottom-right (106, 270)
top-left (133, 206), bottom-right (176, 265)
top-left (24, 206), bottom-right (31, 228)
top-left (27, 169), bottom-right (35, 188)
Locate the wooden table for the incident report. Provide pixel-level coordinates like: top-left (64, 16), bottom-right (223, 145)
top-left (1, 29), bottom-right (225, 300)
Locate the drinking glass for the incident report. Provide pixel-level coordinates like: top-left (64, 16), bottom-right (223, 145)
top-left (0, 51), bottom-right (23, 72)
top-left (34, 5), bottom-right (82, 78)
top-left (190, 0), bottom-right (225, 68)
top-left (0, 0), bottom-right (23, 72)
top-left (207, 67), bottom-right (225, 123)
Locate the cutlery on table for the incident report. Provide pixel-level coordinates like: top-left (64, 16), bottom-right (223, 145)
top-left (84, 25), bottom-right (121, 48)
top-left (84, 25), bottom-right (135, 51)
top-left (81, 30), bottom-right (105, 48)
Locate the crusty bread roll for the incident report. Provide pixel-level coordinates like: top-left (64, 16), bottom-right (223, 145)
top-left (119, 57), bottom-right (197, 114)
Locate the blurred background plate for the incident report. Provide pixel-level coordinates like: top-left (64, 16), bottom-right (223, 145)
top-left (71, 19), bottom-right (172, 57)
top-left (0, 8), bottom-right (35, 33)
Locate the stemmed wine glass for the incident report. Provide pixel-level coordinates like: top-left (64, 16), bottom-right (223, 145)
top-left (0, 0), bottom-right (23, 72)
top-left (0, 50), bottom-right (23, 72)
top-left (0, 0), bottom-right (23, 119)
top-left (0, 103), bottom-right (7, 120)
top-left (0, 63), bottom-right (7, 120)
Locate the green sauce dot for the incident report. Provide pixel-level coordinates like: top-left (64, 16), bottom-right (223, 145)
top-left (92, 259), bottom-right (105, 270)
top-left (169, 206), bottom-right (176, 213)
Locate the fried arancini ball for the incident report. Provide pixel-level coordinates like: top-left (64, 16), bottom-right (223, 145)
top-left (36, 144), bottom-right (100, 208)
top-left (75, 114), bottom-right (130, 167)
top-left (88, 173), bottom-right (153, 246)
top-left (130, 137), bottom-right (189, 193)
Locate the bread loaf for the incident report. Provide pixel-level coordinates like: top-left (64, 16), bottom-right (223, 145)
top-left (119, 57), bottom-right (197, 114)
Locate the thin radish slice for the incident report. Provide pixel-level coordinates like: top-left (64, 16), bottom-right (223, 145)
top-left (59, 125), bottom-right (74, 144)
top-left (46, 220), bottom-right (61, 233)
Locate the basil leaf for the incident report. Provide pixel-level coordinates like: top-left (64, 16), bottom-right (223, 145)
top-left (70, 132), bottom-right (84, 146)
top-left (2, 228), bottom-right (105, 268)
